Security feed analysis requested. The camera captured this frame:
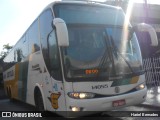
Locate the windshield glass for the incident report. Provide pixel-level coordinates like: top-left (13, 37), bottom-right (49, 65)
top-left (54, 4), bottom-right (125, 25)
top-left (54, 4), bottom-right (143, 81)
top-left (63, 25), bottom-right (142, 80)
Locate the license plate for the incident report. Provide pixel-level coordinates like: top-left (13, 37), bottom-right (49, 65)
top-left (112, 99), bottom-right (126, 107)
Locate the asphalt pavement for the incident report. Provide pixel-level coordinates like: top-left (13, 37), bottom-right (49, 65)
top-left (0, 85), bottom-right (7, 99)
top-left (138, 86), bottom-right (160, 108)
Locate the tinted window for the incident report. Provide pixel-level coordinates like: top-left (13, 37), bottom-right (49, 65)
top-left (48, 30), bottom-right (62, 80)
top-left (40, 9), bottom-right (62, 80)
top-left (21, 36), bottom-right (28, 60)
top-left (39, 9), bottom-right (53, 69)
top-left (28, 19), bottom-right (40, 54)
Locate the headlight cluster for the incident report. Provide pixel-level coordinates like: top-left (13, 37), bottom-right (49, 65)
top-left (68, 92), bottom-right (95, 99)
top-left (136, 83), bottom-right (146, 90)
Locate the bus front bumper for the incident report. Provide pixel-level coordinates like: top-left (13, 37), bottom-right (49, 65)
top-left (63, 88), bottom-right (147, 117)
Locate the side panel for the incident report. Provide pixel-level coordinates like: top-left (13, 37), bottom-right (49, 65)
top-left (18, 60), bottom-right (29, 101)
top-left (42, 73), bottom-right (66, 111)
top-left (3, 62), bottom-right (29, 101)
top-left (3, 65), bottom-right (19, 99)
top-left (3, 34), bottom-right (29, 101)
top-left (26, 51), bottom-right (43, 105)
top-left (26, 50), bottom-right (66, 111)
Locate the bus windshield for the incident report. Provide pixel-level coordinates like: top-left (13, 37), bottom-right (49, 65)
top-left (54, 4), bottom-right (143, 81)
top-left (54, 4), bottom-right (125, 25)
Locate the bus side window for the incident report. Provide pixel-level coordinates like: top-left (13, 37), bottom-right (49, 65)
top-left (14, 49), bottom-right (22, 62)
top-left (32, 44), bottom-right (40, 53)
top-left (28, 19), bottom-right (40, 54)
top-left (17, 49), bottom-right (22, 62)
top-left (47, 30), bottom-right (62, 80)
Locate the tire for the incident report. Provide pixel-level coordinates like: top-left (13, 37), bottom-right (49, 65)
top-left (7, 87), bottom-right (14, 102)
top-left (7, 87), bottom-right (11, 98)
top-left (8, 88), bottom-right (11, 98)
top-left (35, 89), bottom-right (45, 111)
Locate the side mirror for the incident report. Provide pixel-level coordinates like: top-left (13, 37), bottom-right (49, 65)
top-left (133, 23), bottom-right (158, 46)
top-left (53, 18), bottom-right (69, 47)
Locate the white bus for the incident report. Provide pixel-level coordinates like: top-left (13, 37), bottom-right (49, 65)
top-left (3, 0), bottom-right (158, 117)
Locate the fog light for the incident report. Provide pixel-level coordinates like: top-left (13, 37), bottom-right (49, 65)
top-left (136, 83), bottom-right (145, 90)
top-left (68, 92), bottom-right (95, 99)
top-left (71, 107), bottom-right (80, 112)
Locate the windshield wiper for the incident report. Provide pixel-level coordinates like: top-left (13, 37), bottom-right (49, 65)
top-left (97, 32), bottom-right (116, 77)
top-left (109, 36), bottom-right (138, 76)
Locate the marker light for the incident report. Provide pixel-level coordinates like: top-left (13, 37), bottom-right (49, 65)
top-left (68, 92), bottom-right (95, 99)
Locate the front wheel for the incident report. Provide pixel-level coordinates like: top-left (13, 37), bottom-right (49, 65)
top-left (35, 90), bottom-right (45, 111)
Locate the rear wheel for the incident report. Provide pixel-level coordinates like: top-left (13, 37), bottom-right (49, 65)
top-left (7, 87), bottom-right (14, 102)
top-left (35, 89), bottom-right (45, 111)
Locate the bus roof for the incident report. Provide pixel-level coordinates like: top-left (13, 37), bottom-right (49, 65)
top-left (44, 0), bottom-right (122, 12)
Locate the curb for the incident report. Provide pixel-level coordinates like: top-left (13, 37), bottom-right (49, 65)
top-left (136, 102), bottom-right (160, 109)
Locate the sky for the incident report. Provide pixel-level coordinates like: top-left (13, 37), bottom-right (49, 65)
top-left (0, 0), bottom-right (55, 52)
top-left (0, 0), bottom-right (160, 52)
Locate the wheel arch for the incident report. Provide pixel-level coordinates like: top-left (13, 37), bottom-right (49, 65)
top-left (34, 83), bottom-right (46, 110)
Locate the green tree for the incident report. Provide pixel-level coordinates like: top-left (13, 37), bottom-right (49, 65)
top-left (0, 43), bottom-right (13, 60)
top-left (0, 44), bottom-right (13, 85)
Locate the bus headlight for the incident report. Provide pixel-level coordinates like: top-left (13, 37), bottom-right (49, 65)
top-left (68, 92), bottom-right (95, 99)
top-left (136, 83), bottom-right (145, 90)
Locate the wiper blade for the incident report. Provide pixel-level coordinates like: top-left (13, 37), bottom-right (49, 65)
top-left (110, 36), bottom-right (138, 75)
top-left (98, 32), bottom-right (110, 68)
top-left (97, 32), bottom-right (116, 77)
